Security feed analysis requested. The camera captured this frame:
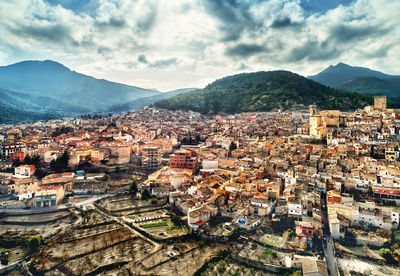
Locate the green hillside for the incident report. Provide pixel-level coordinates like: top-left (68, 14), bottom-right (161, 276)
top-left (154, 71), bottom-right (373, 114)
top-left (337, 76), bottom-right (400, 98)
top-left (108, 88), bottom-right (197, 113)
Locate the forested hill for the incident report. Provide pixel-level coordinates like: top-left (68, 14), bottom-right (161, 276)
top-left (154, 71), bottom-right (372, 114)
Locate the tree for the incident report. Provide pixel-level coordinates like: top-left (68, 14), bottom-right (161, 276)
top-left (24, 154), bottom-right (41, 166)
top-left (379, 248), bottom-right (395, 263)
top-left (171, 215), bottom-right (184, 227)
top-left (141, 189), bottom-right (150, 201)
top-left (27, 236), bottom-right (41, 254)
top-left (228, 142), bottom-right (237, 157)
top-left (129, 180), bottom-right (138, 197)
top-left (50, 151), bottom-right (69, 172)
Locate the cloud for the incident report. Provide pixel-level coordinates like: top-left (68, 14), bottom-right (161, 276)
top-left (202, 0), bottom-right (262, 42)
top-left (149, 58), bottom-right (178, 68)
top-left (286, 40), bottom-right (341, 62)
top-left (270, 17), bottom-right (303, 29)
top-left (330, 24), bottom-right (390, 43)
top-left (137, 54), bottom-right (148, 64)
top-left (225, 43), bottom-right (266, 58)
top-left (0, 0), bottom-right (399, 90)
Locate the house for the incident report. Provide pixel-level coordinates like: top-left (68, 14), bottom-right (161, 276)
top-left (249, 194), bottom-right (269, 216)
top-left (296, 259), bottom-right (329, 276)
top-left (151, 186), bottom-right (169, 198)
top-left (10, 177), bottom-right (39, 195)
top-left (329, 213), bottom-right (344, 240)
top-left (170, 149), bottom-right (199, 171)
top-left (295, 220), bottom-right (323, 243)
top-left (13, 165), bottom-right (36, 179)
top-left (288, 201), bottom-right (302, 218)
top-left (187, 203), bottom-right (218, 226)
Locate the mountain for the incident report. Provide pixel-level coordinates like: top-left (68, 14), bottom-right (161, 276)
top-left (107, 88), bottom-right (197, 113)
top-left (0, 60), bottom-right (161, 111)
top-left (337, 76), bottom-right (400, 98)
top-left (154, 71), bottom-right (372, 114)
top-left (308, 63), bottom-right (400, 99)
top-left (0, 87), bottom-right (90, 124)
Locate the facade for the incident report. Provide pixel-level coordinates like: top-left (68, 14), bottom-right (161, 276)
top-left (187, 203), bottom-right (217, 225)
top-left (374, 96), bottom-right (387, 111)
top-left (35, 190), bottom-right (57, 207)
top-left (309, 106), bottom-right (344, 139)
top-left (1, 142), bottom-right (26, 162)
top-left (7, 177), bottom-right (39, 195)
top-left (170, 149), bottom-right (198, 171)
top-left (14, 165), bottom-right (36, 178)
top-left (142, 146), bottom-right (162, 170)
top-left (36, 185), bottom-right (65, 207)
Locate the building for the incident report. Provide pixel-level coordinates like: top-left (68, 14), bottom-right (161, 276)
top-left (295, 259), bottom-right (329, 276)
top-left (117, 145), bottom-right (131, 164)
top-left (372, 186), bottom-right (400, 204)
top-left (35, 189), bottom-right (58, 207)
top-left (295, 220), bottom-right (323, 243)
top-left (13, 165), bottom-right (36, 178)
top-left (374, 96), bottom-right (387, 111)
top-left (309, 105), bottom-right (344, 139)
top-left (142, 146), bottom-right (162, 170)
top-left (1, 142), bottom-right (26, 162)
top-left (170, 149), bottom-right (199, 171)
top-left (8, 177), bottom-right (39, 195)
top-left (187, 203), bottom-right (218, 226)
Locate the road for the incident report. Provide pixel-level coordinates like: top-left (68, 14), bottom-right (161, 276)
top-left (321, 190), bottom-right (338, 276)
top-left (66, 193), bottom-right (112, 209)
top-left (0, 193), bottom-right (112, 214)
top-left (323, 237), bottom-right (338, 276)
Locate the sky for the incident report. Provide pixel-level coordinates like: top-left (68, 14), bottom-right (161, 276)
top-left (0, 0), bottom-right (399, 91)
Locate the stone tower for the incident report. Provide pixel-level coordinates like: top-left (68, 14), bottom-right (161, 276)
top-left (309, 104), bottom-right (317, 116)
top-left (374, 96), bottom-right (387, 111)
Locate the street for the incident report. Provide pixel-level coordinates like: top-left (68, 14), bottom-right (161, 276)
top-left (323, 237), bottom-right (338, 276)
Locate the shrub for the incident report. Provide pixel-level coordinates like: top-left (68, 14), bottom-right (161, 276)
top-left (140, 221), bottom-right (168, 228)
top-left (27, 236), bottom-right (41, 254)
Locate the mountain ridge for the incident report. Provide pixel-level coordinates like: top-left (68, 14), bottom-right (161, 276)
top-left (0, 60), bottom-right (161, 111)
top-left (308, 63), bottom-right (400, 98)
top-left (154, 70), bottom-right (372, 114)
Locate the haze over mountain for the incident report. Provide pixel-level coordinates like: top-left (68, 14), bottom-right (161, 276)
top-left (154, 71), bottom-right (372, 114)
top-left (309, 63), bottom-right (400, 98)
top-left (0, 60), bottom-right (161, 111)
top-left (107, 88), bottom-right (197, 114)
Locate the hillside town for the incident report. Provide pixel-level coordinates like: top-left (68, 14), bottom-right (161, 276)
top-left (1, 96), bottom-right (400, 275)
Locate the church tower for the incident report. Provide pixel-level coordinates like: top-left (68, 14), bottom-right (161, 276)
top-left (374, 96), bottom-right (387, 111)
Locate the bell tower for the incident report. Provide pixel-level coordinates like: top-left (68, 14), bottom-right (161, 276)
top-left (374, 96), bottom-right (387, 111)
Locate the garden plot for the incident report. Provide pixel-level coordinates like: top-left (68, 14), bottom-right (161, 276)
top-left (135, 218), bottom-right (187, 239)
top-left (61, 238), bottom-right (151, 275)
top-left (59, 222), bottom-right (122, 243)
top-left (31, 225), bottom-right (136, 271)
top-left (200, 258), bottom-right (279, 276)
top-left (80, 210), bottom-right (114, 227)
top-left (2, 211), bottom-right (71, 224)
top-left (338, 257), bottom-right (400, 276)
top-left (140, 242), bottom-right (195, 270)
top-left (98, 197), bottom-right (149, 212)
top-left (0, 213), bottom-right (78, 241)
top-left (237, 243), bottom-right (286, 267)
top-left (149, 243), bottom-right (227, 276)
top-left (125, 208), bottom-right (168, 222)
top-left (260, 232), bottom-right (283, 247)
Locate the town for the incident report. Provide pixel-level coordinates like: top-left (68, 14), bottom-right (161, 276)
top-left (1, 96), bottom-right (399, 276)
